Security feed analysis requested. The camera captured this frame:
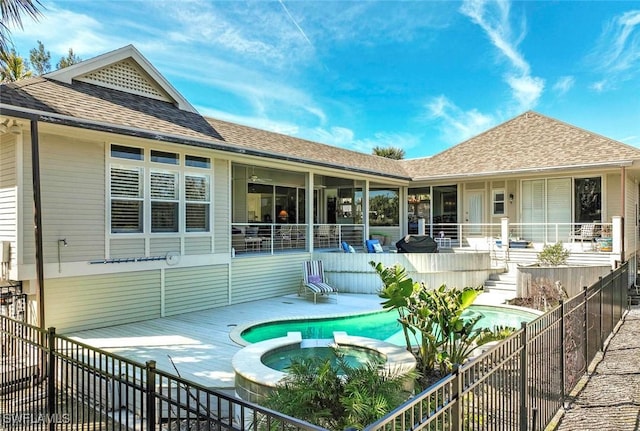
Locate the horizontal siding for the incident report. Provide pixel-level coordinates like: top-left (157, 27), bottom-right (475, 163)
top-left (164, 265), bottom-right (229, 316)
top-left (231, 254), bottom-right (310, 303)
top-left (22, 134), bottom-right (106, 264)
top-left (213, 159), bottom-right (229, 254)
top-left (45, 270), bottom-right (161, 332)
top-left (184, 236), bottom-right (212, 255)
top-left (110, 238), bottom-right (146, 258)
top-left (0, 139), bottom-right (16, 188)
top-left (150, 237), bottom-right (181, 256)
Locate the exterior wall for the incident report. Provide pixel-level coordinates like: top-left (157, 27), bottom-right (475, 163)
top-left (230, 254), bottom-right (310, 303)
top-left (0, 137), bottom-right (18, 279)
top-left (21, 132), bottom-right (106, 267)
top-left (214, 158), bottom-right (230, 254)
top-left (164, 265), bottom-right (229, 316)
top-left (45, 270), bottom-right (161, 332)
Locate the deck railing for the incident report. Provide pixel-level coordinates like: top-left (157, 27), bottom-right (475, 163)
top-left (231, 223), bottom-right (365, 255)
top-left (0, 319), bottom-right (324, 430)
top-left (1, 263), bottom-right (629, 430)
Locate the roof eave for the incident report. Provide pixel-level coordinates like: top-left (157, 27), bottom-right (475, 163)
top-left (411, 160), bottom-right (635, 181)
top-left (1, 104), bottom-right (410, 181)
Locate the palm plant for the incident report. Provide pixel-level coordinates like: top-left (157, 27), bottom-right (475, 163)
top-left (0, 48), bottom-right (31, 82)
top-left (0, 0), bottom-right (43, 57)
top-left (263, 349), bottom-right (412, 430)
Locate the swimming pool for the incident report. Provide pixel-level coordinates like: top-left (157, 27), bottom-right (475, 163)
top-left (236, 305), bottom-right (539, 346)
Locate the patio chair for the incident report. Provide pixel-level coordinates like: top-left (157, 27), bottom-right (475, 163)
top-left (570, 223), bottom-right (596, 250)
top-left (300, 260), bottom-right (338, 304)
top-left (365, 239), bottom-right (384, 253)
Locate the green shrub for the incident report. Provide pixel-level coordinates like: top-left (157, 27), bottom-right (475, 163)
top-left (537, 242), bottom-right (570, 266)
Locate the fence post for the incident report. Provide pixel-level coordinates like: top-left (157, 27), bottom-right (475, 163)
top-left (47, 327), bottom-right (56, 431)
top-left (146, 360), bottom-right (157, 431)
top-left (583, 287), bottom-right (588, 373)
top-left (559, 300), bottom-right (565, 403)
top-left (519, 322), bottom-right (528, 431)
top-left (451, 367), bottom-right (462, 430)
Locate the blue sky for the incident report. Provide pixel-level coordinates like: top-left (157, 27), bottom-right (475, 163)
top-left (9, 0), bottom-right (640, 158)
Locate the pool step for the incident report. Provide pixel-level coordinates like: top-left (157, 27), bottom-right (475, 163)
top-left (300, 338), bottom-right (334, 348)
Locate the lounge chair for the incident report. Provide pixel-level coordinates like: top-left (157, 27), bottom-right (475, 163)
top-left (300, 260), bottom-right (338, 303)
top-left (365, 239), bottom-right (384, 253)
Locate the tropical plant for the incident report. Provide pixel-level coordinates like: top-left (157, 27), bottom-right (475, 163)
top-left (263, 349), bottom-right (413, 430)
top-left (372, 146), bottom-right (405, 160)
top-left (372, 261), bottom-right (486, 377)
top-left (537, 242), bottom-right (570, 266)
top-left (0, 48), bottom-right (31, 82)
top-left (0, 0), bottom-right (43, 57)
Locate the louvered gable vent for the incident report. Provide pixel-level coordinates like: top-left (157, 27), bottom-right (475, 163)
top-left (76, 59), bottom-right (172, 103)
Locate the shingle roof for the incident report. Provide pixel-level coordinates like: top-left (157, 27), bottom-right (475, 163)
top-left (401, 111), bottom-right (640, 179)
top-left (205, 117), bottom-right (409, 179)
top-left (0, 77), bottom-right (223, 141)
top-left (0, 77), bottom-right (409, 179)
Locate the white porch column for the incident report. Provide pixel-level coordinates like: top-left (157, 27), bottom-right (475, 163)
top-left (501, 217), bottom-right (510, 250)
top-left (612, 216), bottom-right (623, 256)
top-left (307, 172), bottom-right (314, 252)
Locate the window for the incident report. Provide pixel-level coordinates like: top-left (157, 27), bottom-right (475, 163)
top-left (150, 171), bottom-right (179, 232)
top-left (185, 175), bottom-right (210, 231)
top-left (369, 188), bottom-right (399, 226)
top-left (110, 166), bottom-right (143, 233)
top-left (151, 150), bottom-right (179, 165)
top-left (109, 144), bottom-right (212, 234)
top-left (493, 190), bottom-right (505, 215)
top-left (575, 177), bottom-right (601, 223)
top-left (186, 155), bottom-right (211, 169)
top-left (111, 144), bottom-right (143, 160)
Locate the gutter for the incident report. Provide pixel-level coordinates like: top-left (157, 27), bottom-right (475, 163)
top-left (0, 104), bottom-right (411, 182)
top-left (411, 160), bottom-right (636, 181)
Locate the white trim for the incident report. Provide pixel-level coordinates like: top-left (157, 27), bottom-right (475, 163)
top-left (160, 268), bottom-right (165, 317)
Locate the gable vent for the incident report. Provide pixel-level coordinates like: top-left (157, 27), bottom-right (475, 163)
top-left (76, 59), bottom-right (173, 103)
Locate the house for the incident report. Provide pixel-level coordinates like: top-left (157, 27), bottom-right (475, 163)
top-left (1, 45), bottom-right (639, 332)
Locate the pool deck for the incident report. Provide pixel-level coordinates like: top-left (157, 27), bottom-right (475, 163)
top-left (68, 291), bottom-right (510, 390)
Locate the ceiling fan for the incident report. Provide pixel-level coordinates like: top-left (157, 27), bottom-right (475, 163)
top-left (248, 167), bottom-right (272, 183)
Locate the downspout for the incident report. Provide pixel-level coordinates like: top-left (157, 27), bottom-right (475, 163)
top-left (30, 119), bottom-right (46, 327)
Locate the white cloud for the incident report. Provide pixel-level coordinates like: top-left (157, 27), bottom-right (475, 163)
top-left (553, 76), bottom-right (575, 96)
top-left (460, 0), bottom-right (544, 111)
top-left (425, 95), bottom-right (495, 145)
top-left (588, 10), bottom-right (640, 90)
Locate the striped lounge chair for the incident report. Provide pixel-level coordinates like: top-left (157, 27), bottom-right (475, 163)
top-left (300, 260), bottom-right (338, 304)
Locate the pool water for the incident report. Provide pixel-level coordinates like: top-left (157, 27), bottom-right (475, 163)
top-left (241, 305), bottom-right (537, 346)
top-left (262, 346), bottom-right (383, 372)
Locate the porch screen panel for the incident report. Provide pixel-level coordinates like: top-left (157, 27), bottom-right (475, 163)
top-left (522, 179), bottom-right (545, 241)
top-left (546, 178), bottom-right (571, 242)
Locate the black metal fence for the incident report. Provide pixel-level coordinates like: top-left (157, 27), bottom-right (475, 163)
top-left (1, 320), bottom-right (324, 430)
top-left (0, 263), bottom-right (629, 431)
top-left (364, 262), bottom-right (629, 431)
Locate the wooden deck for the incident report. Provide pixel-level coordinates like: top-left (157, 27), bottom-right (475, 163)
top-left (67, 293), bottom-right (384, 390)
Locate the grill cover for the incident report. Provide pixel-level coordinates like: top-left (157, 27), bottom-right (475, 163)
top-left (395, 235), bottom-right (438, 253)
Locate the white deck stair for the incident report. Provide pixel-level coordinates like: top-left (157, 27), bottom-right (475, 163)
top-left (480, 270), bottom-right (517, 303)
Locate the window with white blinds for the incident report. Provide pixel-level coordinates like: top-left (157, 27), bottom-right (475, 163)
top-left (109, 144), bottom-right (212, 235)
top-left (185, 175), bottom-right (210, 232)
top-left (110, 166), bottom-right (143, 233)
top-left (150, 171), bottom-right (179, 232)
